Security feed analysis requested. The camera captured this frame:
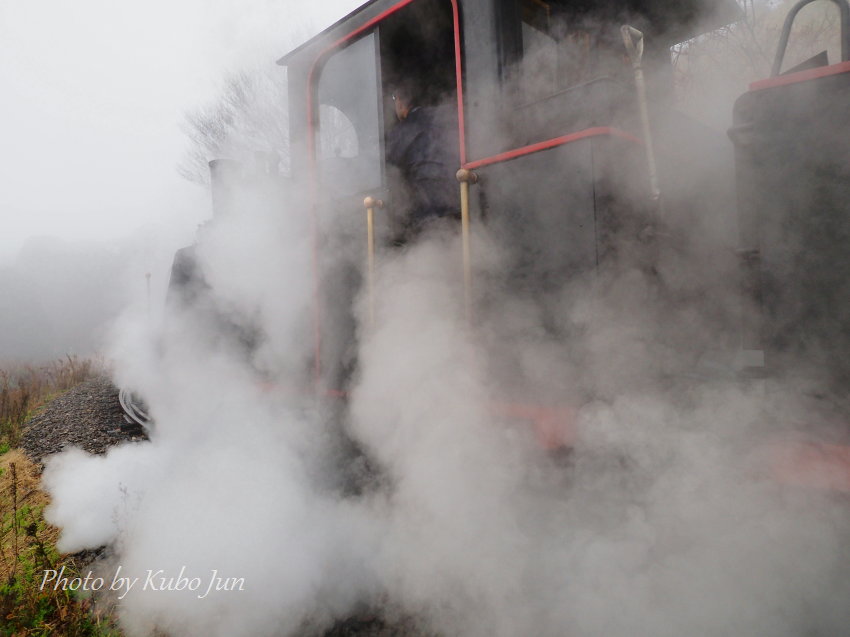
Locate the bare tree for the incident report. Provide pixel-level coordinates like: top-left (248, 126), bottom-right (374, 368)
top-left (178, 66), bottom-right (290, 184)
top-left (671, 0), bottom-right (843, 127)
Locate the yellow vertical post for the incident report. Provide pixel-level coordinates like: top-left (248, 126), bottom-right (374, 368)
top-left (621, 25), bottom-right (662, 215)
top-left (363, 196), bottom-right (382, 326)
top-left (456, 169), bottom-right (478, 324)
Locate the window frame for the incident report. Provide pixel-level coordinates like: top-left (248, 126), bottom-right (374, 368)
top-left (303, 0), bottom-right (467, 384)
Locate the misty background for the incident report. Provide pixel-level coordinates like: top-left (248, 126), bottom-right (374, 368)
top-left (0, 0), bottom-right (362, 361)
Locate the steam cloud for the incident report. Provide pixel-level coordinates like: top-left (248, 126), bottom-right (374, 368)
top-left (42, 189), bottom-right (850, 635)
top-left (42, 12), bottom-right (850, 637)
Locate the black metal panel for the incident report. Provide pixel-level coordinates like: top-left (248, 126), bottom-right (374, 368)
top-left (731, 68), bottom-right (850, 386)
top-left (506, 0), bottom-right (740, 45)
top-left (461, 0), bottom-right (507, 160)
top-left (513, 78), bottom-right (636, 147)
top-left (480, 142), bottom-right (597, 289)
top-left (476, 135), bottom-right (647, 294)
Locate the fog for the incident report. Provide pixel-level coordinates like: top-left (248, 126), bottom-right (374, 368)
top-left (0, 0), bottom-right (363, 361)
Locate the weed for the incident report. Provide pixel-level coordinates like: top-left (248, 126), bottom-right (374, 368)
top-left (0, 451), bottom-right (122, 636)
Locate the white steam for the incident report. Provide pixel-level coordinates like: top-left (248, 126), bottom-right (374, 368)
top-left (43, 206), bottom-right (850, 635)
top-left (44, 180), bottom-right (381, 636)
top-left (345, 233), bottom-right (850, 637)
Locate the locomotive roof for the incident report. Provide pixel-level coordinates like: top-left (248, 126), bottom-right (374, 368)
top-left (277, 0), bottom-right (741, 66)
top-left (277, 0), bottom-right (380, 66)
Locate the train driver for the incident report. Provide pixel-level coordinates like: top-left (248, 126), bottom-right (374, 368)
top-left (386, 81), bottom-right (460, 240)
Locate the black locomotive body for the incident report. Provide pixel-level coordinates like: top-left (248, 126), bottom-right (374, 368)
top-left (732, 53), bottom-right (850, 392)
top-left (129, 0), bottom-right (850, 489)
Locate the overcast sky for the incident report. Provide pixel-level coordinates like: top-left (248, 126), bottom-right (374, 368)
top-left (0, 0), bottom-right (363, 264)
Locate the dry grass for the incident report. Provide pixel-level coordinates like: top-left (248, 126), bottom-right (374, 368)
top-left (0, 450), bottom-right (58, 583)
top-left (0, 356), bottom-right (98, 447)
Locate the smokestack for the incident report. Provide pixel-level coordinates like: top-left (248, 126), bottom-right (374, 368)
top-left (208, 158), bottom-right (244, 218)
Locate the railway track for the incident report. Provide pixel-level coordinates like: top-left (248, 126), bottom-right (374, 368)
top-left (118, 388), bottom-right (152, 431)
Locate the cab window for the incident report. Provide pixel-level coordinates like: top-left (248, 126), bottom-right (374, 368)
top-left (516, 0), bottom-right (628, 102)
top-left (316, 33), bottom-right (383, 200)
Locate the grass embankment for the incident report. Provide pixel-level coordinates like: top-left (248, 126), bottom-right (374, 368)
top-left (0, 356), bottom-right (94, 449)
top-left (0, 358), bottom-right (122, 636)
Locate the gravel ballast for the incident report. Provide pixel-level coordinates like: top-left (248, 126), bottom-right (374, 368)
top-left (20, 375), bottom-right (147, 463)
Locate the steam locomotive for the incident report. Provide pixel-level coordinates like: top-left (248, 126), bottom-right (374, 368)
top-left (156, 0), bottom-right (850, 490)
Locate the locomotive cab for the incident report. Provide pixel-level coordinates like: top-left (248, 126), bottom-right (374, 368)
top-left (278, 0), bottom-right (741, 401)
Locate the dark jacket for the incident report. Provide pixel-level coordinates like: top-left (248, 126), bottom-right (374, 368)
top-left (386, 103), bottom-right (460, 228)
